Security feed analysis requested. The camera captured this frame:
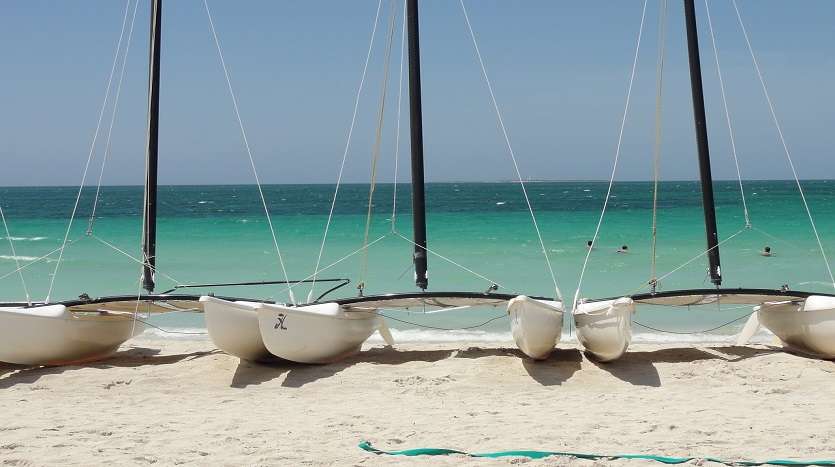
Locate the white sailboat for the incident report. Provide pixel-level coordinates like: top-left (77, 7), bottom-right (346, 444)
top-left (202, 0), bottom-right (565, 364)
top-left (507, 296), bottom-right (564, 360)
top-left (0, 305), bottom-right (143, 366)
top-left (574, 297), bottom-right (634, 362)
top-left (201, 297), bottom-right (272, 362)
top-left (256, 302), bottom-right (390, 364)
top-left (573, 0), bottom-right (835, 361)
top-left (0, 0), bottom-right (178, 366)
top-left (737, 296), bottom-right (835, 359)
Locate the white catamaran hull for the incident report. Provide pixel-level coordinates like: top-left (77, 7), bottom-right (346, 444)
top-left (507, 296), bottom-right (564, 360)
top-left (0, 305), bottom-right (142, 366)
top-left (201, 296), bottom-right (273, 362)
top-left (755, 295), bottom-right (835, 359)
top-left (256, 302), bottom-right (383, 364)
top-left (574, 297), bottom-right (634, 362)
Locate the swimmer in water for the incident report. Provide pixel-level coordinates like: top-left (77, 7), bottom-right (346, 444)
top-left (761, 246), bottom-right (773, 257)
top-left (586, 240), bottom-right (594, 250)
top-left (617, 245), bottom-right (629, 254)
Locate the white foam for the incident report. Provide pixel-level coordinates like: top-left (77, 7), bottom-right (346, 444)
top-left (0, 254), bottom-right (40, 261)
top-left (1, 236), bottom-right (46, 241)
top-left (138, 325), bottom-right (777, 346)
top-left (137, 327), bottom-right (209, 341)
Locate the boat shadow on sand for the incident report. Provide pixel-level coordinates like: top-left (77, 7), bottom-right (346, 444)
top-left (0, 346), bottom-right (219, 389)
top-left (229, 345), bottom-right (785, 389)
top-left (586, 346), bottom-right (782, 387)
top-left (227, 346), bottom-right (585, 389)
top-left (230, 347), bottom-right (460, 389)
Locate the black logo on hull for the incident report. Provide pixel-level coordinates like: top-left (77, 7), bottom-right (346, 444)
top-left (274, 313), bottom-right (288, 330)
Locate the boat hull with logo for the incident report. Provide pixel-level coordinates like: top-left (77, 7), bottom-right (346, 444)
top-left (256, 302), bottom-right (382, 364)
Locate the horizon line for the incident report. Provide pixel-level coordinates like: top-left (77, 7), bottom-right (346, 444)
top-left (0, 178), bottom-right (832, 190)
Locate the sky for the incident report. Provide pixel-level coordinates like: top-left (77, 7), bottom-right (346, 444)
top-left (1, 1), bottom-right (834, 186)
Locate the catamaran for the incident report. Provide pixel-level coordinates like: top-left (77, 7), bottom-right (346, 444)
top-left (0, 0), bottom-right (298, 365)
top-left (4, 1), bottom-right (833, 368)
top-left (573, 0), bottom-right (835, 361)
top-left (203, 0), bottom-right (566, 363)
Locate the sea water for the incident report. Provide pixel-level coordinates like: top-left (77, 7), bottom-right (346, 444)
top-left (1, 181), bottom-right (833, 343)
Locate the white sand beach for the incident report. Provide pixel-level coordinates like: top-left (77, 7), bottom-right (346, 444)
top-left (1, 338), bottom-right (834, 466)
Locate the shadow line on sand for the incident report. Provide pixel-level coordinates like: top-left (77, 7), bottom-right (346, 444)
top-left (520, 348), bottom-right (584, 386)
top-left (231, 347), bottom-right (458, 389)
top-left (0, 347), bottom-right (219, 389)
top-left (589, 346), bottom-right (782, 387)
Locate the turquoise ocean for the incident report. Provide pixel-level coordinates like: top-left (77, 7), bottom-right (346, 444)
top-left (1, 181), bottom-right (834, 342)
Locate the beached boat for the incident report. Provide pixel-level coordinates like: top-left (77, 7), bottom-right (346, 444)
top-left (572, 0), bottom-right (835, 361)
top-left (0, 0), bottom-right (175, 365)
top-left (201, 297), bottom-right (273, 362)
top-left (735, 295), bottom-right (835, 359)
top-left (574, 297), bottom-right (634, 362)
top-left (507, 296), bottom-right (563, 360)
top-left (256, 302), bottom-right (384, 364)
top-left (0, 305), bottom-right (143, 366)
top-left (193, 0), bottom-right (567, 364)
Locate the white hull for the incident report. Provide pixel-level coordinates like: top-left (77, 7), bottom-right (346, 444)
top-left (756, 296), bottom-right (835, 359)
top-left (0, 305), bottom-right (142, 366)
top-left (574, 297), bottom-right (634, 362)
top-left (507, 296), bottom-right (564, 360)
top-left (256, 302), bottom-right (382, 364)
top-left (201, 296), bottom-right (273, 362)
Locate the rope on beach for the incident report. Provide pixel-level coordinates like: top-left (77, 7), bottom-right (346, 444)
top-left (359, 441), bottom-right (835, 466)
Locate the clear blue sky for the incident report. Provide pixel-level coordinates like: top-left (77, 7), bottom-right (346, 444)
top-left (1, 1), bottom-right (834, 186)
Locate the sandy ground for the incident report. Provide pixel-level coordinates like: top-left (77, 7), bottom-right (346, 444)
top-left (1, 337), bottom-right (834, 466)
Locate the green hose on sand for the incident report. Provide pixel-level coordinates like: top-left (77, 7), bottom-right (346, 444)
top-left (359, 441), bottom-right (835, 466)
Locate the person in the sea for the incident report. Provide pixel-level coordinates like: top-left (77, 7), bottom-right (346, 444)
top-left (586, 240), bottom-right (594, 250)
top-left (617, 245), bottom-right (629, 254)
top-left (761, 246), bottom-right (773, 257)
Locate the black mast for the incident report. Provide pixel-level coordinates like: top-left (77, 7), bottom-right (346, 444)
top-left (406, 0), bottom-right (428, 290)
top-left (683, 0), bottom-right (721, 286)
top-left (142, 0), bottom-right (162, 292)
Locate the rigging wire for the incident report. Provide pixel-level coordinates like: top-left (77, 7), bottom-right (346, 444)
top-left (634, 311), bottom-right (753, 335)
top-left (360, 2), bottom-right (399, 294)
top-left (392, 231), bottom-right (508, 292)
top-left (88, 0), bottom-right (140, 235)
top-left (309, 0), bottom-right (385, 302)
top-left (286, 234), bottom-right (389, 299)
top-left (0, 238), bottom-right (82, 283)
top-left (134, 317), bottom-right (208, 335)
top-left (203, 0), bottom-right (296, 304)
top-left (0, 202), bottom-right (31, 305)
top-left (377, 311), bottom-right (507, 331)
top-left (390, 0), bottom-right (407, 233)
top-left (459, 0), bottom-right (562, 301)
top-left (573, 0), bottom-right (649, 309)
top-left (731, 0), bottom-right (835, 291)
top-left (703, 0), bottom-right (750, 229)
top-left (46, 0), bottom-right (134, 303)
top-left (625, 226), bottom-right (748, 296)
top-left (649, 0), bottom-right (667, 291)
top-left (91, 234), bottom-right (183, 288)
